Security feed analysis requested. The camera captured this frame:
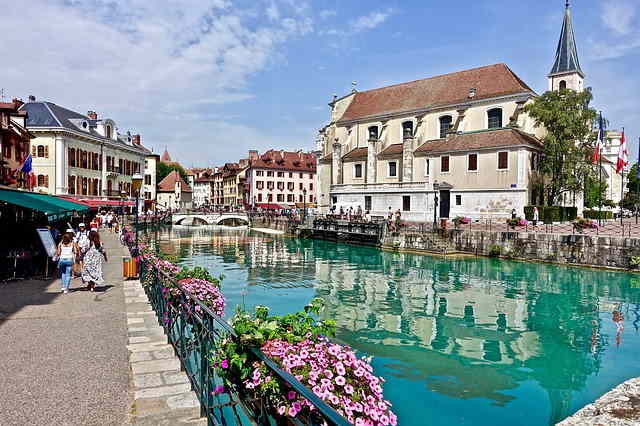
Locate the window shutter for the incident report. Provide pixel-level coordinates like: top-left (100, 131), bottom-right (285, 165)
top-left (32, 145), bottom-right (36, 156)
top-left (44, 146), bottom-right (49, 158)
top-left (498, 152), bottom-right (508, 169)
top-left (44, 175), bottom-right (49, 187)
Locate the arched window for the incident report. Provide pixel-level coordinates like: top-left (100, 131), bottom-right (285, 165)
top-left (105, 125), bottom-right (112, 139)
top-left (559, 80), bottom-right (567, 90)
top-left (439, 115), bottom-right (453, 139)
top-left (402, 121), bottom-right (413, 139)
top-left (37, 174), bottom-right (45, 187)
top-left (487, 108), bottom-right (503, 129)
top-left (37, 145), bottom-right (45, 157)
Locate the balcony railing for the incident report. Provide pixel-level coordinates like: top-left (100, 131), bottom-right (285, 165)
top-left (138, 256), bottom-right (349, 426)
top-left (332, 181), bottom-right (429, 192)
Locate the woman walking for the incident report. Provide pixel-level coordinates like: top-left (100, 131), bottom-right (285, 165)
top-left (56, 232), bottom-right (77, 294)
top-left (81, 231), bottom-right (107, 291)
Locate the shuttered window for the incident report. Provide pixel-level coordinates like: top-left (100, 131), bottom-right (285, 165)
top-left (468, 154), bottom-right (478, 171)
top-left (441, 156), bottom-right (450, 173)
top-left (498, 151), bottom-right (509, 170)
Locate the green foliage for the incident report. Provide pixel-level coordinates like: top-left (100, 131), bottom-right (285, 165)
top-left (584, 175), bottom-right (614, 209)
top-left (543, 206), bottom-right (561, 224)
top-left (175, 266), bottom-right (223, 288)
top-left (564, 207), bottom-right (578, 221)
top-left (157, 161), bottom-right (189, 184)
top-left (629, 256), bottom-right (640, 267)
top-left (620, 190), bottom-right (640, 212)
top-left (583, 210), bottom-right (613, 220)
top-left (524, 206), bottom-right (537, 221)
top-left (157, 252), bottom-right (179, 264)
top-left (524, 89), bottom-right (598, 205)
top-left (626, 163), bottom-right (640, 193)
top-left (488, 245), bottom-right (502, 257)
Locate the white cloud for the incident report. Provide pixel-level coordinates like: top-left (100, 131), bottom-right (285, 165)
top-left (589, 38), bottom-right (640, 60)
top-left (319, 9), bottom-right (337, 20)
top-left (349, 9), bottom-right (394, 33)
top-left (3, 0), bottom-right (313, 164)
top-left (602, 0), bottom-right (636, 36)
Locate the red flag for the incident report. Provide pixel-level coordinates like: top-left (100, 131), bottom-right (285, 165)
top-left (616, 129), bottom-right (628, 174)
top-left (592, 113), bottom-right (605, 164)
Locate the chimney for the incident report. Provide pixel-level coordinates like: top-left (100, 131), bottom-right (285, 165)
top-left (87, 110), bottom-right (97, 120)
top-left (248, 150), bottom-right (258, 162)
top-left (28, 95), bottom-right (36, 102)
top-left (12, 98), bottom-right (24, 109)
top-left (132, 134), bottom-right (141, 145)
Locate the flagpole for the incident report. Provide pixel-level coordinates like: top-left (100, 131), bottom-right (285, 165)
top-left (621, 127), bottom-right (624, 226)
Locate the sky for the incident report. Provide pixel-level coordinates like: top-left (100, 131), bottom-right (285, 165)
top-left (4, 0), bottom-right (639, 167)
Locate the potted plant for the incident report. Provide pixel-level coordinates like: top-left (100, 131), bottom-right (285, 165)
top-left (453, 216), bottom-right (470, 229)
top-left (573, 217), bottom-right (597, 234)
top-left (506, 217), bottom-right (527, 229)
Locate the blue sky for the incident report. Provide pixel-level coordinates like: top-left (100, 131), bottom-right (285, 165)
top-left (4, 0), bottom-right (639, 166)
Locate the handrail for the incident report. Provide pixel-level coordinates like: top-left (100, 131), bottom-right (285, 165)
top-left (139, 256), bottom-right (350, 426)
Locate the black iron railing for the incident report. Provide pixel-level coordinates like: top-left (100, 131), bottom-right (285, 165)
top-left (138, 259), bottom-right (349, 426)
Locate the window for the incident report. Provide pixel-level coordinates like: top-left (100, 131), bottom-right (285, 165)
top-left (299, 173), bottom-right (303, 178)
top-left (267, 194), bottom-right (273, 202)
top-left (277, 194), bottom-right (284, 202)
top-left (267, 171), bottom-right (274, 177)
top-left (105, 125), bottom-right (112, 139)
top-left (257, 181), bottom-right (264, 189)
top-left (299, 194), bottom-right (303, 202)
top-left (332, 196), bottom-right (337, 204)
top-left (258, 194), bottom-right (263, 202)
top-left (37, 145), bottom-right (45, 157)
top-left (267, 181), bottom-right (274, 190)
top-left (468, 153), bottom-right (478, 171)
top-left (287, 194), bottom-right (294, 202)
top-left (368, 126), bottom-right (379, 140)
top-left (354, 163), bottom-right (363, 178)
top-left (559, 80), bottom-right (567, 90)
top-left (69, 148), bottom-right (76, 167)
top-left (37, 174), bottom-right (46, 187)
top-left (68, 176), bottom-right (75, 194)
top-left (425, 158), bottom-right (430, 176)
top-left (456, 195), bottom-right (462, 206)
top-left (365, 196), bottom-right (372, 211)
top-left (145, 174), bottom-right (151, 185)
top-left (289, 172), bottom-right (293, 178)
top-left (402, 121), bottom-right (413, 139)
top-left (388, 161), bottom-right (397, 177)
top-left (287, 182), bottom-right (294, 191)
top-left (277, 182), bottom-right (284, 190)
top-left (309, 183), bottom-right (313, 190)
top-left (487, 108), bottom-right (502, 129)
top-left (277, 171), bottom-right (284, 177)
top-left (308, 174), bottom-right (312, 179)
top-left (439, 115), bottom-right (453, 139)
top-left (299, 182), bottom-right (303, 190)
top-left (402, 196), bottom-right (411, 212)
top-left (256, 170), bottom-right (263, 176)
top-left (441, 156), bottom-right (450, 173)
top-left (498, 151), bottom-right (509, 170)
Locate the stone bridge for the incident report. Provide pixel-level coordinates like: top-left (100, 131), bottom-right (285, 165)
top-left (170, 212), bottom-right (249, 226)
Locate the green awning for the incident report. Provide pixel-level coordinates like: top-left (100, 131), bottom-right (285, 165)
top-left (0, 188), bottom-right (88, 221)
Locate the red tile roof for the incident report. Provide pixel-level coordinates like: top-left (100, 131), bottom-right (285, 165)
top-left (157, 170), bottom-right (192, 192)
top-left (342, 147), bottom-right (368, 160)
top-left (414, 128), bottom-right (542, 155)
top-left (378, 143), bottom-right (403, 158)
top-left (338, 64), bottom-right (534, 123)
top-left (249, 150), bottom-right (316, 172)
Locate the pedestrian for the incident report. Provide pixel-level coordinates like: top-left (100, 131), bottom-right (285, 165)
top-left (74, 223), bottom-right (90, 279)
top-left (106, 211), bottom-right (114, 232)
top-left (82, 231), bottom-right (107, 291)
top-left (365, 210), bottom-right (371, 222)
top-left (533, 206), bottom-right (539, 229)
top-left (511, 208), bottom-right (517, 220)
top-left (55, 231), bottom-right (77, 294)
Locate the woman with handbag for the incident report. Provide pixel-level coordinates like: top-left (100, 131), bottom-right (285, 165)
top-left (81, 231), bottom-right (107, 291)
top-left (55, 232), bottom-right (77, 294)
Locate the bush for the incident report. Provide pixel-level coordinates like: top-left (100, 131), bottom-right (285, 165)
top-left (543, 206), bottom-right (561, 224)
top-left (176, 266), bottom-right (223, 288)
top-left (564, 207), bottom-right (578, 221)
top-left (583, 210), bottom-right (613, 220)
top-left (488, 245), bottom-right (502, 257)
top-left (524, 206), bottom-right (538, 221)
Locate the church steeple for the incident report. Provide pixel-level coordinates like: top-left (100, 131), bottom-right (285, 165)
top-left (548, 1), bottom-right (585, 91)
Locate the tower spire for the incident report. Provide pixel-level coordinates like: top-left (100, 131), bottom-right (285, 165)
top-left (549, 0), bottom-right (584, 78)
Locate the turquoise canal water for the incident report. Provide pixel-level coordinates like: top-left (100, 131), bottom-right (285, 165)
top-left (157, 226), bottom-right (640, 426)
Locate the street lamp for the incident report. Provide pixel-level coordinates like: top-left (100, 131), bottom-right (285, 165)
top-left (132, 173), bottom-right (143, 256)
top-left (303, 188), bottom-right (307, 223)
top-left (433, 181), bottom-right (440, 229)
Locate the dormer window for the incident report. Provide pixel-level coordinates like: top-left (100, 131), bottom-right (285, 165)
top-left (402, 121), bottom-right (413, 139)
top-left (559, 80), bottom-right (567, 90)
top-left (105, 124), bottom-right (112, 139)
top-left (82, 121), bottom-right (88, 129)
top-left (487, 108), bottom-right (502, 129)
top-left (368, 126), bottom-right (379, 140)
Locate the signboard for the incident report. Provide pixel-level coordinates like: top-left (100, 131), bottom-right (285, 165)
top-left (36, 228), bottom-right (57, 258)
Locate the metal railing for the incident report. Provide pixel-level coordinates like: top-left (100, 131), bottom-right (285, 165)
top-left (137, 257), bottom-right (349, 426)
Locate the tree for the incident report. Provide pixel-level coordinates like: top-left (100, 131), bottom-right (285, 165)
top-left (626, 163), bottom-right (640, 193)
top-left (524, 89), bottom-right (598, 206)
top-left (583, 176), bottom-right (615, 209)
top-left (157, 162), bottom-right (188, 183)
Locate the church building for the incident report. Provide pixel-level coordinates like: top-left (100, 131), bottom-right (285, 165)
top-left (317, 2), bottom-right (587, 221)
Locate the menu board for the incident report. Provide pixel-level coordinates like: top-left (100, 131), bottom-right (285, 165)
top-left (36, 228), bottom-right (57, 258)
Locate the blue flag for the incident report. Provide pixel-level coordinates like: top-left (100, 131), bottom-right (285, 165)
top-left (20, 154), bottom-right (32, 173)
top-left (637, 141), bottom-right (640, 178)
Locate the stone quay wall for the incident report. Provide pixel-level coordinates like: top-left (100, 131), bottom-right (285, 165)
top-left (383, 229), bottom-right (640, 270)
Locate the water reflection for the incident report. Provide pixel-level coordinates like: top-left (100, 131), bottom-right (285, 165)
top-left (153, 226), bottom-right (640, 426)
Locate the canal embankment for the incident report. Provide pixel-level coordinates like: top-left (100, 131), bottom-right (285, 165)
top-left (382, 229), bottom-right (640, 271)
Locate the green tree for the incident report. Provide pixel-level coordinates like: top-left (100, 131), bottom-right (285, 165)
top-left (583, 176), bottom-right (615, 208)
top-left (524, 89), bottom-right (598, 205)
top-left (626, 163), bottom-right (640, 192)
top-left (157, 162), bottom-right (188, 183)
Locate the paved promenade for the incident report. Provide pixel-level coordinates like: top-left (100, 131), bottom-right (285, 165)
top-left (0, 231), bottom-right (129, 425)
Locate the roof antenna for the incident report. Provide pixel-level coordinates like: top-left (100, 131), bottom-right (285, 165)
top-left (351, 81), bottom-right (357, 93)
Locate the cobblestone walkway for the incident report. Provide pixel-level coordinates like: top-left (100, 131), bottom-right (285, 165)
top-left (124, 279), bottom-right (205, 425)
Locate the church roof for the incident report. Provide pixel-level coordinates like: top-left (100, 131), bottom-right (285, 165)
top-left (549, 3), bottom-right (584, 78)
top-left (337, 64), bottom-right (534, 124)
top-left (414, 128), bottom-right (542, 155)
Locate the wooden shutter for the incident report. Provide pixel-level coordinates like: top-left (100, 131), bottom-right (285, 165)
top-left (468, 154), bottom-right (477, 171)
top-left (498, 152), bottom-right (508, 170)
top-left (44, 175), bottom-right (49, 187)
top-left (32, 145), bottom-right (36, 156)
top-left (441, 156), bottom-right (450, 172)
top-left (44, 146), bottom-right (49, 158)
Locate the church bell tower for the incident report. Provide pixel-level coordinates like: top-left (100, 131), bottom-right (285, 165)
top-left (548, 1), bottom-right (585, 92)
